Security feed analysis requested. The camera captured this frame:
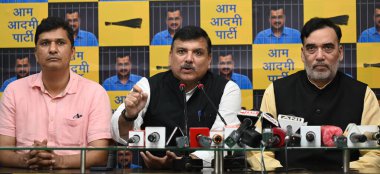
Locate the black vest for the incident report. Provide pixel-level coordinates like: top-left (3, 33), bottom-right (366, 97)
top-left (273, 70), bottom-right (367, 170)
top-left (142, 70), bottom-right (228, 147)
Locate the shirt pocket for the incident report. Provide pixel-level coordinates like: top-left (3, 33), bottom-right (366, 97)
top-left (58, 117), bottom-right (84, 146)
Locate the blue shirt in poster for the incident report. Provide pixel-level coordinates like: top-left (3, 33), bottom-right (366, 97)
top-left (358, 27), bottom-right (380, 43)
top-left (151, 30), bottom-right (173, 45)
top-left (0, 76), bottom-right (17, 92)
top-left (230, 73), bottom-right (252, 89)
top-left (254, 27), bottom-right (301, 44)
top-left (102, 74), bottom-right (142, 91)
top-left (74, 29), bottom-right (98, 46)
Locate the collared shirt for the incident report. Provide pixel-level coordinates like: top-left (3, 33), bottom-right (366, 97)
top-left (0, 76), bottom-right (17, 92)
top-left (358, 27), bottom-right (380, 43)
top-left (151, 30), bottom-right (173, 45)
top-left (111, 77), bottom-right (241, 165)
top-left (230, 72), bottom-right (253, 89)
top-left (74, 29), bottom-right (98, 46)
top-left (254, 27), bottom-right (301, 44)
top-left (0, 71), bottom-right (111, 155)
top-left (102, 74), bottom-right (142, 91)
top-left (248, 81), bottom-right (380, 170)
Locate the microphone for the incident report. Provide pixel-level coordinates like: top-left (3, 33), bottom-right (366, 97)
top-left (300, 126), bottom-right (321, 147)
top-left (225, 118), bottom-right (252, 148)
top-left (147, 132), bottom-right (160, 143)
top-left (349, 133), bottom-right (367, 143)
top-left (284, 125), bottom-right (301, 147)
top-left (212, 134), bottom-right (223, 145)
top-left (127, 135), bottom-right (140, 144)
top-left (321, 125), bottom-right (344, 147)
top-left (196, 134), bottom-right (212, 147)
top-left (262, 127), bottom-right (285, 147)
top-left (197, 83), bottom-right (227, 126)
top-left (364, 131), bottom-right (380, 141)
top-left (305, 131), bottom-right (315, 142)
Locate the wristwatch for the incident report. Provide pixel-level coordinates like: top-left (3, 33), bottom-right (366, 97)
top-left (121, 109), bottom-right (138, 122)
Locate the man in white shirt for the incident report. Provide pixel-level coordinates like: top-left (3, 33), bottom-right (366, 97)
top-left (111, 26), bottom-right (241, 169)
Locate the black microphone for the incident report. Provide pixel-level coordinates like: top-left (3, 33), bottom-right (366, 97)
top-left (197, 83), bottom-right (227, 126)
top-left (127, 135), bottom-right (140, 144)
top-left (147, 132), bottom-right (160, 142)
top-left (305, 131), bottom-right (316, 142)
top-left (196, 134), bottom-right (212, 147)
top-left (350, 133), bottom-right (367, 143)
top-left (225, 118), bottom-right (252, 148)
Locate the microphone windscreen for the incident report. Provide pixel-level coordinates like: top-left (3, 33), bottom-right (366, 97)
top-left (321, 125), bottom-right (343, 147)
top-left (272, 127), bottom-right (286, 147)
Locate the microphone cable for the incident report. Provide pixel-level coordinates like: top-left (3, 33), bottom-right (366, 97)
top-left (197, 83), bottom-right (227, 126)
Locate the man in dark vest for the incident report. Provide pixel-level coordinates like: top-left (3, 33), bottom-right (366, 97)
top-left (111, 26), bottom-right (241, 169)
top-left (249, 18), bottom-right (380, 171)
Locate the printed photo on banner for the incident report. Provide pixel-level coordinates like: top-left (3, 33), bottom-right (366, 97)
top-left (48, 2), bottom-right (99, 46)
top-left (210, 45), bottom-right (253, 90)
top-left (0, 48), bottom-right (39, 92)
top-left (357, 1), bottom-right (380, 43)
top-left (0, 3), bottom-right (47, 48)
top-left (150, 0), bottom-right (200, 45)
top-left (99, 46), bottom-right (149, 91)
top-left (252, 0), bottom-right (303, 44)
top-left (201, 0), bottom-right (252, 45)
top-left (99, 0), bottom-right (149, 46)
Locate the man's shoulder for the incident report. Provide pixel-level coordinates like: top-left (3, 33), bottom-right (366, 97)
top-left (103, 75), bottom-right (118, 82)
top-left (284, 27), bottom-right (301, 34)
top-left (6, 74), bottom-right (37, 91)
top-left (79, 29), bottom-right (96, 37)
top-left (75, 73), bottom-right (107, 92)
top-left (2, 76), bottom-right (17, 85)
top-left (360, 27), bottom-right (375, 35)
top-left (256, 28), bottom-right (272, 36)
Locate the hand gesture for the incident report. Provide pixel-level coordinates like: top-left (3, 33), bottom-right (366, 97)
top-left (140, 151), bottom-right (180, 169)
top-left (124, 85), bottom-right (148, 118)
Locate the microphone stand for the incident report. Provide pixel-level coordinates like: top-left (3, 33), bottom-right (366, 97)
top-left (173, 84), bottom-right (203, 172)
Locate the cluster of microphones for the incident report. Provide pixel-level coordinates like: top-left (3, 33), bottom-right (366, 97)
top-left (124, 83), bottom-right (380, 171)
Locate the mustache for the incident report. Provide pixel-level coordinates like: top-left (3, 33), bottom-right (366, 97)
top-left (181, 64), bottom-right (195, 70)
top-left (222, 67), bottom-right (231, 71)
top-left (312, 62), bottom-right (329, 68)
top-left (18, 70), bottom-right (27, 74)
top-left (170, 23), bottom-right (178, 27)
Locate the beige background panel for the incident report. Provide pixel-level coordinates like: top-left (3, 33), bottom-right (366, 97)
top-left (201, 0), bottom-right (252, 45)
top-left (357, 43), bottom-right (380, 88)
top-left (0, 3), bottom-right (48, 48)
top-left (241, 89), bottom-right (253, 110)
top-left (252, 44), bottom-right (303, 90)
top-left (149, 45), bottom-right (170, 76)
top-left (304, 0), bottom-right (356, 43)
top-left (99, 1), bottom-right (149, 46)
top-left (107, 91), bottom-right (130, 114)
top-left (71, 47), bottom-right (99, 83)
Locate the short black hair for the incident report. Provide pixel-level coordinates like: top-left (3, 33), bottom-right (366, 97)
top-left (168, 8), bottom-right (181, 13)
top-left (171, 26), bottom-right (212, 54)
top-left (35, 17), bottom-right (74, 47)
top-left (270, 6), bottom-right (284, 12)
top-left (300, 17), bottom-right (342, 44)
top-left (66, 10), bottom-right (79, 16)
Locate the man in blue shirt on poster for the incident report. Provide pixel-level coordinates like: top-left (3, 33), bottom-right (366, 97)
top-left (102, 55), bottom-right (142, 91)
top-left (151, 9), bottom-right (182, 45)
top-left (218, 53), bottom-right (252, 89)
top-left (66, 10), bottom-right (98, 46)
top-left (254, 7), bottom-right (301, 44)
top-left (358, 5), bottom-right (380, 42)
top-left (0, 57), bottom-right (30, 92)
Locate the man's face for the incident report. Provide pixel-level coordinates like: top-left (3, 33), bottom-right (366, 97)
top-left (116, 56), bottom-right (131, 78)
top-left (15, 57), bottom-right (30, 78)
top-left (169, 38), bottom-right (211, 85)
top-left (35, 28), bottom-right (75, 71)
top-left (270, 9), bottom-right (285, 31)
top-left (66, 12), bottom-right (80, 33)
top-left (218, 54), bottom-right (234, 77)
top-left (166, 10), bottom-right (182, 32)
top-left (301, 27), bottom-right (343, 83)
top-left (375, 8), bottom-right (380, 28)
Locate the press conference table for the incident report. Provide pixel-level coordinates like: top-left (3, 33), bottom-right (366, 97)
top-left (1, 146), bottom-right (379, 173)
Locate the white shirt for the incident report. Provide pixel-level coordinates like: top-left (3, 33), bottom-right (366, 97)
top-left (111, 77), bottom-right (241, 164)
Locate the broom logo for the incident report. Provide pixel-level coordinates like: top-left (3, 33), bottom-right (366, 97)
top-left (105, 18), bottom-right (142, 28)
